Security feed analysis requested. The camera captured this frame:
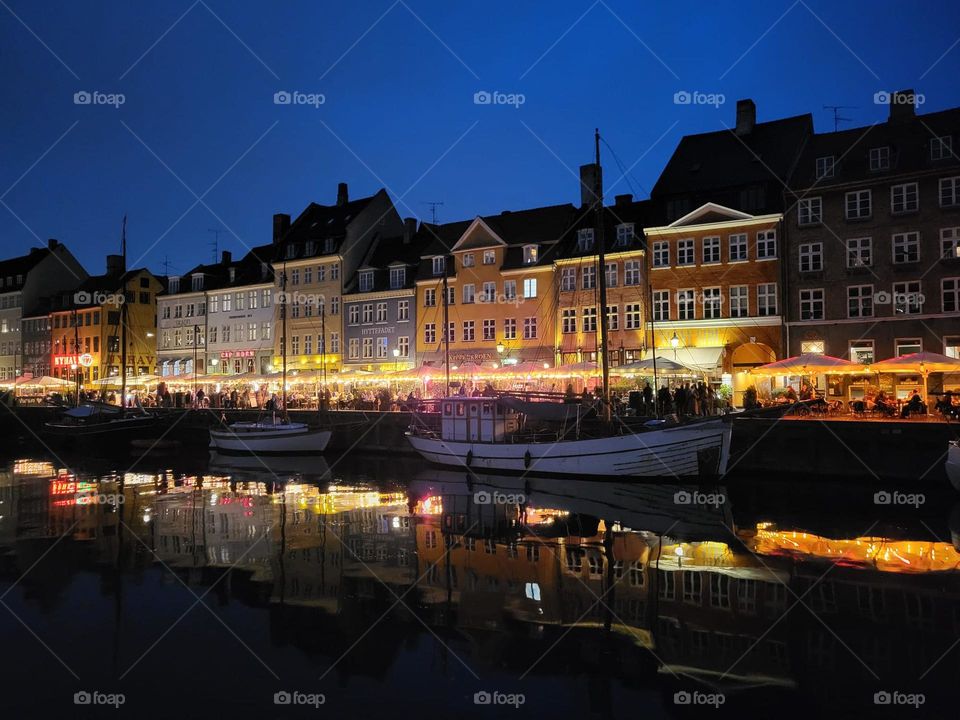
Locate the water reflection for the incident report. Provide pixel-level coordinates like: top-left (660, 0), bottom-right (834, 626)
top-left (0, 455), bottom-right (958, 715)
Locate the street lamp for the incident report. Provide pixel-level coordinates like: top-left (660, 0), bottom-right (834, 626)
top-left (392, 346), bottom-right (400, 372)
top-left (670, 332), bottom-right (679, 359)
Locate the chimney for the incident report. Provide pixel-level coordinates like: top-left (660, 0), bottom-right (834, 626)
top-left (221, 250), bottom-right (232, 265)
top-left (579, 163), bottom-right (602, 208)
top-left (614, 194), bottom-right (633, 207)
top-left (735, 99), bottom-right (756, 136)
top-left (47, 238), bottom-right (59, 250)
top-left (106, 254), bottom-right (125, 277)
top-left (403, 217), bottom-right (417, 244)
top-left (337, 182), bottom-right (349, 206)
top-left (889, 88), bottom-right (917, 123)
top-left (272, 213), bottom-right (290, 244)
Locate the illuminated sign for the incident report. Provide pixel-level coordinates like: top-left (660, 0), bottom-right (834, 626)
top-left (78, 353), bottom-right (94, 367)
top-left (220, 350), bottom-right (256, 359)
top-left (53, 355), bottom-right (79, 367)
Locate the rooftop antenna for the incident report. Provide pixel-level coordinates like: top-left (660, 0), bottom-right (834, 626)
top-left (161, 256), bottom-right (174, 276)
top-left (423, 201), bottom-right (444, 225)
top-left (823, 105), bottom-right (857, 132)
top-left (207, 228), bottom-right (223, 262)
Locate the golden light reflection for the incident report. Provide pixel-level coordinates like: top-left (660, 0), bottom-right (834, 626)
top-left (414, 496), bottom-right (442, 515)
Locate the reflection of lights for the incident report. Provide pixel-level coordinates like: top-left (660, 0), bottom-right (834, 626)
top-left (674, 546), bottom-right (684, 556)
top-left (414, 496), bottom-right (443, 516)
top-left (143, 512), bottom-right (151, 523)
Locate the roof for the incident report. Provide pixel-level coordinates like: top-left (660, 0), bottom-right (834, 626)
top-left (559, 198), bottom-right (656, 259)
top-left (54, 267), bottom-right (159, 311)
top-left (0, 245), bottom-right (60, 292)
top-left (346, 227), bottom-right (436, 293)
top-left (162, 243), bottom-right (275, 296)
top-left (789, 106), bottom-right (960, 190)
top-left (651, 113), bottom-right (813, 207)
top-left (272, 193), bottom-right (382, 262)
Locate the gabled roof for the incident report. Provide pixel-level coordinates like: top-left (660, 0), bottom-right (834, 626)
top-left (450, 217), bottom-right (508, 251)
top-left (162, 243), bottom-right (275, 296)
top-left (668, 202), bottom-right (754, 227)
top-left (347, 227), bottom-right (435, 293)
top-left (559, 198), bottom-right (655, 259)
top-left (0, 245), bottom-right (60, 292)
top-left (273, 192), bottom-right (382, 262)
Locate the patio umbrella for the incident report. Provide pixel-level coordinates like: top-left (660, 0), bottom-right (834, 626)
top-left (869, 351), bottom-right (960, 400)
top-left (557, 361), bottom-right (599, 374)
top-left (749, 353), bottom-right (868, 376)
top-left (452, 361), bottom-right (486, 375)
top-left (496, 361), bottom-right (549, 375)
top-left (616, 356), bottom-right (692, 374)
top-left (18, 375), bottom-right (74, 389)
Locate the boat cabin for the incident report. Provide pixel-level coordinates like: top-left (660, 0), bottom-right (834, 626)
top-left (441, 398), bottom-right (520, 442)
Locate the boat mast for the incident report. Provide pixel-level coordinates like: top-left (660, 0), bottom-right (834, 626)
top-left (280, 263), bottom-right (287, 415)
top-left (321, 301), bottom-right (327, 389)
top-left (120, 216), bottom-right (127, 414)
top-left (649, 283), bottom-right (659, 418)
top-left (594, 129), bottom-right (611, 422)
top-left (442, 256), bottom-right (450, 397)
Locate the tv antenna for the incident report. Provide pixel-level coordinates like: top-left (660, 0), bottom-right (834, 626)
top-left (207, 228), bottom-right (223, 262)
top-left (161, 255), bottom-right (174, 276)
top-left (823, 105), bottom-right (857, 132)
top-left (423, 201), bottom-right (444, 225)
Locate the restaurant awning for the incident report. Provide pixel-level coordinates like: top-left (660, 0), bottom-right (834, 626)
top-left (616, 356), bottom-right (693, 375)
top-left (750, 353), bottom-right (868, 376)
top-left (869, 351), bottom-right (960, 374)
top-left (642, 347), bottom-right (724, 374)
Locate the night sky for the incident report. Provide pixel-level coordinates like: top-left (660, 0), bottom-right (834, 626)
top-left (2, 0), bottom-right (959, 275)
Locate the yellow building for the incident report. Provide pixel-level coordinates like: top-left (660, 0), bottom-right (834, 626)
top-left (414, 206), bottom-right (575, 373)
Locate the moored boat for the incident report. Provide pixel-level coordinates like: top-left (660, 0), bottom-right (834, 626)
top-left (209, 416), bottom-right (331, 455)
top-left (948, 440), bottom-right (960, 491)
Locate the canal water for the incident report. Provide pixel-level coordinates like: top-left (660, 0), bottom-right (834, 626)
top-left (0, 448), bottom-right (957, 718)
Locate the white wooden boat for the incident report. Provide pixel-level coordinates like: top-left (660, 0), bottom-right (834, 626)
top-left (209, 417), bottom-right (331, 455)
top-left (407, 397), bottom-right (731, 478)
top-left (948, 440), bottom-right (960, 491)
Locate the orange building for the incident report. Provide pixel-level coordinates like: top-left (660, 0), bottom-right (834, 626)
top-left (643, 203), bottom-right (784, 400)
top-left (414, 206), bottom-right (575, 374)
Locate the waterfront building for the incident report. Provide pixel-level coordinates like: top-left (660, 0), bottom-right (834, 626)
top-left (271, 183), bottom-right (403, 376)
top-left (414, 204), bottom-right (575, 372)
top-left (49, 255), bottom-right (163, 385)
top-left (785, 90), bottom-right (960, 397)
top-left (342, 218), bottom-right (429, 372)
top-left (0, 239), bottom-right (86, 381)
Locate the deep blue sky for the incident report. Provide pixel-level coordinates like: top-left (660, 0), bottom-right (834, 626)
top-left (2, 0), bottom-right (959, 276)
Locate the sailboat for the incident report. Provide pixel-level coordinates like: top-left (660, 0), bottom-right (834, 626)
top-left (45, 219), bottom-right (163, 443)
top-left (406, 131), bottom-right (732, 478)
top-left (208, 264), bottom-right (331, 455)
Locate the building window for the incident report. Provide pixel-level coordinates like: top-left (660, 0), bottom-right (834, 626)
top-left (222, 294), bottom-right (232, 312)
top-left (331, 264), bottom-right (339, 280)
top-left (348, 305), bottom-right (360, 325)
top-left (290, 269), bottom-right (300, 286)
top-left (376, 337), bottom-right (388, 358)
top-left (891, 182), bottom-right (919, 214)
top-left (896, 338), bottom-right (922, 356)
top-left (616, 223), bottom-right (634, 246)
top-left (942, 227), bottom-right (960, 258)
top-left (893, 280), bottom-right (923, 314)
top-left (677, 238), bottom-right (695, 266)
top-left (424, 288), bottom-right (436, 307)
top-left (577, 228), bottom-right (594, 251)
top-left (523, 278), bottom-right (537, 299)
top-left (605, 305), bottom-right (618, 331)
top-left (462, 253), bottom-right (475, 268)
top-left (944, 336), bottom-right (960, 358)
top-left (677, 289), bottom-right (695, 320)
top-left (503, 318), bottom-right (517, 340)
top-left (432, 256), bottom-right (445, 276)
top-left (815, 155), bottom-right (835, 179)
top-left (389, 267), bottom-right (406, 288)
top-left (362, 337), bottom-right (373, 359)
top-left (362, 304), bottom-right (373, 324)
top-left (317, 265), bottom-right (326, 282)
top-left (291, 335), bottom-right (300, 356)
top-left (605, 262), bottom-right (617, 288)
top-left (304, 334), bottom-right (313, 356)
top-left (757, 283), bottom-right (778, 317)
top-left (624, 260), bottom-right (641, 286)
top-left (481, 281), bottom-right (496, 303)
top-left (348, 338), bottom-right (360, 359)
top-left (652, 291), bottom-right (669, 322)
top-left (482, 250), bottom-right (496, 265)
top-left (520, 317), bottom-right (537, 340)
top-left (730, 285), bottom-right (748, 318)
top-left (304, 266), bottom-right (313, 284)
top-left (702, 287), bottom-right (722, 319)
top-left (653, 241), bottom-right (670, 267)
top-left (940, 177), bottom-right (960, 207)
top-left (800, 288), bottom-right (824, 320)
top-left (582, 307), bottom-right (597, 333)
top-left (424, 323), bottom-right (436, 344)
top-left (931, 135), bottom-right (953, 160)
top-left (799, 242), bottom-right (823, 272)
top-left (359, 270), bottom-right (374, 292)
top-left (869, 146), bottom-right (890, 171)
top-left (943, 278), bottom-right (960, 313)
top-left (893, 232), bottom-right (920, 263)
top-left (522, 245), bottom-right (539, 264)
top-left (849, 340), bottom-right (875, 364)
top-left (503, 279), bottom-right (516, 301)
top-left (799, 197), bottom-right (822, 225)
top-left (757, 229), bottom-right (777, 259)
top-left (209, 295), bottom-right (218, 313)
top-left (847, 237), bottom-right (873, 268)
top-left (845, 189), bottom-right (872, 219)
top-left (702, 236), bottom-right (720, 264)
top-left (376, 303), bottom-right (387, 323)
top-left (462, 284), bottom-right (475, 304)
top-left (582, 266), bottom-right (596, 289)
top-left (397, 299), bottom-right (409, 321)
top-left (191, 275), bottom-right (204, 291)
top-left (462, 320), bottom-right (475, 342)
top-left (847, 285), bottom-right (874, 318)
top-left (560, 267), bottom-right (576, 292)
top-left (561, 308), bottom-right (576, 334)
top-left (625, 303), bottom-right (642, 329)
top-left (728, 233), bottom-right (747, 262)
top-left (482, 319), bottom-right (495, 341)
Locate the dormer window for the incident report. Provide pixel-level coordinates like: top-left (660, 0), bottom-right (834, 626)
top-left (577, 228), bottom-right (594, 251)
top-left (931, 136), bottom-right (953, 160)
top-left (522, 245), bottom-right (538, 264)
top-left (169, 277), bottom-right (180, 293)
top-left (815, 156), bottom-right (835, 179)
top-left (359, 270), bottom-right (374, 292)
top-left (389, 267), bottom-right (405, 289)
top-left (229, 267), bottom-right (236, 282)
top-left (305, 240), bottom-right (316, 255)
top-left (432, 256), bottom-right (446, 276)
top-left (324, 238), bottom-right (336, 253)
top-left (869, 146), bottom-right (890, 171)
top-left (615, 223), bottom-right (634, 246)
top-left (285, 244), bottom-right (296, 259)
top-left (191, 275), bottom-right (204, 291)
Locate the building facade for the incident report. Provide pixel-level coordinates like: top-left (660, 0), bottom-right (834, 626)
top-left (785, 90), bottom-right (960, 389)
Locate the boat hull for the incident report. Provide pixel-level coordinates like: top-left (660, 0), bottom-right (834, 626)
top-left (407, 420), bottom-right (731, 478)
top-left (948, 442), bottom-right (960, 492)
top-left (209, 423), bottom-right (332, 454)
top-left (43, 414), bottom-right (164, 442)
